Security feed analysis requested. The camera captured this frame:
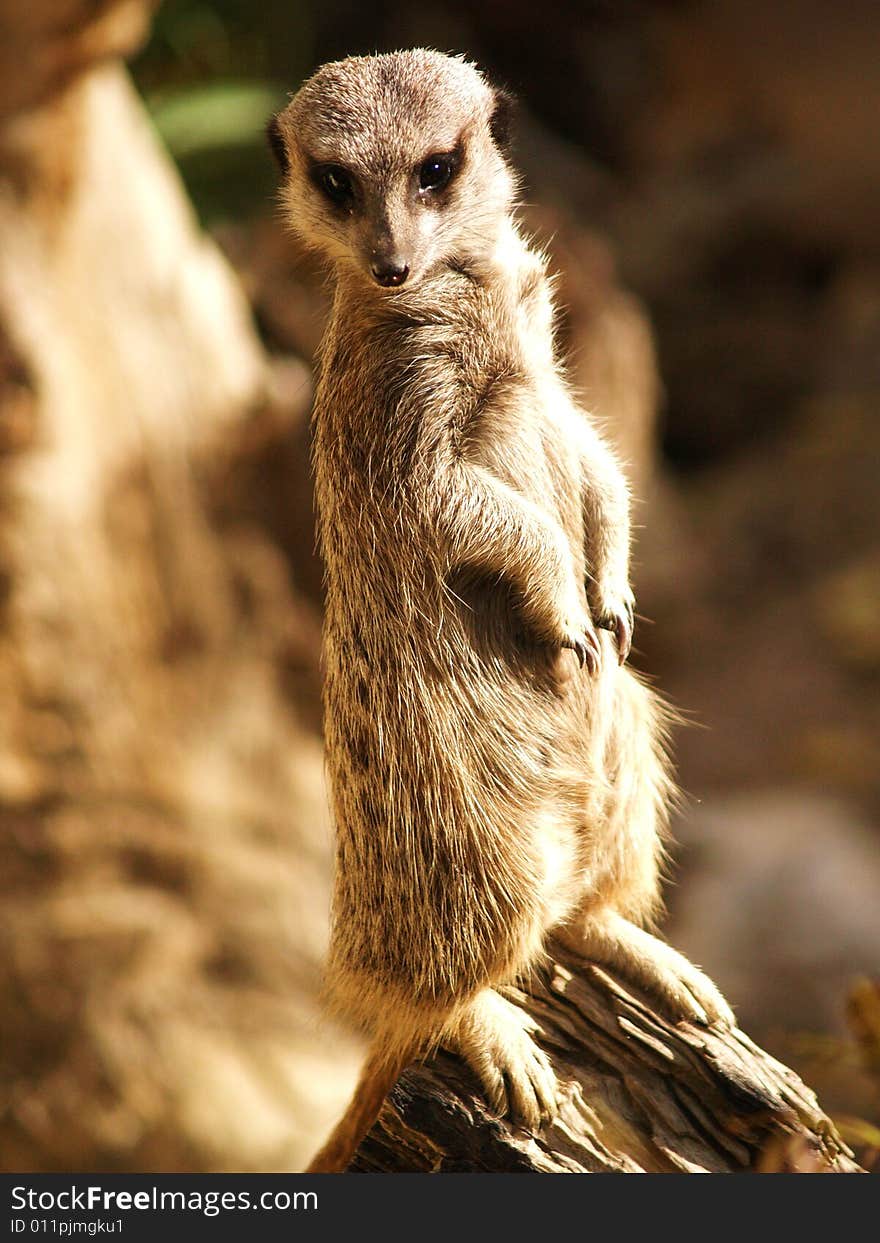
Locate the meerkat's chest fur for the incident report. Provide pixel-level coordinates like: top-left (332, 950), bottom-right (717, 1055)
top-left (314, 232), bottom-right (565, 562)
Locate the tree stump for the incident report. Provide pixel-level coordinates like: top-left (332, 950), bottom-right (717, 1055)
top-left (352, 941), bottom-right (861, 1173)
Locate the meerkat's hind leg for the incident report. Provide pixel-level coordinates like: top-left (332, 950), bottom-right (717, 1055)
top-left (443, 988), bottom-right (558, 1130)
top-left (561, 909), bottom-right (735, 1028)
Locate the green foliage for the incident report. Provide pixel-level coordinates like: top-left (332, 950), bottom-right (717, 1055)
top-left (131, 0), bottom-right (315, 223)
top-left (149, 81), bottom-right (284, 160)
top-left (135, 0), bottom-right (314, 91)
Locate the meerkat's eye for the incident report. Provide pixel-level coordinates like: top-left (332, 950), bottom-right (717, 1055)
top-left (317, 165), bottom-right (355, 206)
top-left (418, 154), bottom-right (455, 192)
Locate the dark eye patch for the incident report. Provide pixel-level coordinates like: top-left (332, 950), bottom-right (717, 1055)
top-left (417, 148), bottom-right (461, 194)
top-left (311, 163), bottom-right (357, 208)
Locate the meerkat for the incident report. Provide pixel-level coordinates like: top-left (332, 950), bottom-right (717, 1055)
top-left (268, 48), bottom-right (734, 1173)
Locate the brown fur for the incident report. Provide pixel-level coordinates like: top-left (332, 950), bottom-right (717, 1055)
top-left (270, 49), bottom-right (733, 1172)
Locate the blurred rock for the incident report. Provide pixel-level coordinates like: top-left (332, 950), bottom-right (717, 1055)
top-left (813, 554), bottom-right (880, 675)
top-left (668, 790), bottom-right (880, 1042)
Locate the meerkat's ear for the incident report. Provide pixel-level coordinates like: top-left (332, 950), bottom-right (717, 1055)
top-left (489, 87), bottom-right (517, 157)
top-left (266, 114), bottom-right (290, 176)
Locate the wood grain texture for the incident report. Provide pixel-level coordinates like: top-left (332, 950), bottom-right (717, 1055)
top-left (352, 941), bottom-right (862, 1173)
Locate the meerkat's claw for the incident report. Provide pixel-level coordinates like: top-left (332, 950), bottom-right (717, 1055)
top-left (504, 1038), bottom-right (558, 1129)
top-left (566, 911), bottom-right (736, 1031)
top-left (447, 989), bottom-right (558, 1132)
top-left (594, 591), bottom-right (635, 664)
top-left (614, 608), bottom-right (633, 664)
top-left (677, 970), bottom-right (736, 1029)
top-left (658, 970), bottom-right (735, 1029)
top-left (644, 966), bottom-right (711, 1026)
top-left (637, 941), bottom-right (735, 1028)
top-left (595, 610), bottom-right (632, 664)
top-left (561, 624), bottom-right (601, 674)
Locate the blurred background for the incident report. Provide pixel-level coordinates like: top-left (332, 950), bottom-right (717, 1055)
top-left (0, 0), bottom-right (878, 1172)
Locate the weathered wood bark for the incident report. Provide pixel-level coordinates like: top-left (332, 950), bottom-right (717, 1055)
top-left (353, 942), bottom-right (861, 1173)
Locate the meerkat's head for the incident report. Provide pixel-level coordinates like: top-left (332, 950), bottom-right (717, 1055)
top-left (268, 49), bottom-right (516, 291)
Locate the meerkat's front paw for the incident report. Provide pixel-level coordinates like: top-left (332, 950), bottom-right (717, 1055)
top-left (590, 582), bottom-right (635, 664)
top-left (446, 989), bottom-right (557, 1130)
top-left (559, 617), bottom-right (601, 674)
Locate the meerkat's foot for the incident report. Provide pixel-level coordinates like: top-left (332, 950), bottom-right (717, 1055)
top-left (590, 583), bottom-right (635, 664)
top-left (444, 988), bottom-right (557, 1130)
top-left (563, 909), bottom-right (735, 1028)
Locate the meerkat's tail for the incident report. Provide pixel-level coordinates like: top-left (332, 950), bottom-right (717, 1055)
top-left (305, 1040), bottom-right (417, 1173)
top-left (601, 668), bottom-right (679, 926)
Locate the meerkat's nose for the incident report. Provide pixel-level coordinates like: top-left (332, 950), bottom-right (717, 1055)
top-left (371, 260), bottom-right (409, 287)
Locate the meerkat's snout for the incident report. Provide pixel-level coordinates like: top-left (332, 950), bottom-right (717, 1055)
top-left (366, 221), bottom-right (413, 288)
top-left (368, 229), bottom-right (410, 286)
